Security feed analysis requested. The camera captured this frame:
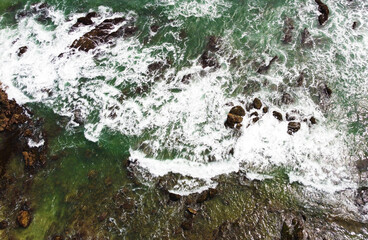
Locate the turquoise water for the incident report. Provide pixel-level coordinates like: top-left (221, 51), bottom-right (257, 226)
top-left (1, 0), bottom-right (368, 239)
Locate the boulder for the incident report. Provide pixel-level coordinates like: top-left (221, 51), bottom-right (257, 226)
top-left (17, 46), bottom-right (28, 57)
top-left (309, 116), bottom-right (317, 125)
top-left (169, 192), bottom-right (181, 201)
top-left (229, 106), bottom-right (245, 116)
top-left (287, 122), bottom-right (301, 135)
top-left (225, 113), bottom-right (243, 129)
top-left (17, 210), bottom-right (31, 228)
top-left (352, 21), bottom-right (358, 29)
top-left (253, 98), bottom-right (262, 109)
top-left (262, 106), bottom-right (269, 113)
top-left (315, 0), bottom-right (329, 25)
top-left (273, 111), bottom-right (283, 121)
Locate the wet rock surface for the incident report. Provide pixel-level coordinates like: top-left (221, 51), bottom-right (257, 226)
top-left (282, 17), bottom-right (294, 44)
top-left (287, 122), bottom-right (301, 135)
top-left (315, 0), bottom-right (330, 25)
top-left (70, 16), bottom-right (137, 52)
top-left (257, 56), bottom-right (278, 74)
top-left (17, 210), bottom-right (31, 228)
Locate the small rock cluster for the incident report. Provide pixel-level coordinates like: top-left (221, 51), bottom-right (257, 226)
top-left (225, 98), bottom-right (317, 135)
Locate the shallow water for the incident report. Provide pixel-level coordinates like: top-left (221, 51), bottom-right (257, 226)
top-left (0, 0), bottom-right (368, 239)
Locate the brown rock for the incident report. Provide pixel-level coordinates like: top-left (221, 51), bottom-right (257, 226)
top-left (253, 98), bottom-right (262, 109)
top-left (187, 207), bottom-right (197, 215)
top-left (273, 111), bottom-right (283, 121)
top-left (252, 117), bottom-right (260, 123)
top-left (169, 192), bottom-right (181, 201)
top-left (310, 116), bottom-right (317, 125)
top-left (262, 106), bottom-right (269, 113)
top-left (22, 151), bottom-right (36, 167)
top-left (225, 113), bottom-right (243, 128)
top-left (17, 210), bottom-right (31, 228)
top-left (229, 106), bottom-right (245, 116)
top-left (287, 122), bottom-right (301, 135)
top-left (315, 0), bottom-right (329, 25)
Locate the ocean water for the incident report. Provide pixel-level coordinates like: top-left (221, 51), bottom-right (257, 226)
top-left (0, 0), bottom-right (368, 239)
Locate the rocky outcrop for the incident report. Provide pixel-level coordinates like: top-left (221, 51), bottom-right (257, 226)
top-left (257, 56), bottom-right (278, 74)
top-left (70, 12), bottom-right (98, 31)
top-left (70, 17), bottom-right (137, 52)
top-left (17, 46), bottom-right (28, 57)
top-left (199, 36), bottom-right (221, 68)
top-left (315, 0), bottom-right (330, 25)
top-left (225, 106), bottom-right (245, 129)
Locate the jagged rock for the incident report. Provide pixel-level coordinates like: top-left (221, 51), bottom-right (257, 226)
top-left (225, 113), bottom-right (243, 129)
top-left (283, 17), bottom-right (294, 44)
top-left (17, 46), bottom-right (28, 57)
top-left (356, 159), bottom-right (368, 172)
top-left (147, 61), bottom-right (164, 73)
top-left (250, 112), bottom-right (258, 117)
top-left (319, 83), bottom-right (332, 98)
top-left (200, 51), bottom-right (218, 68)
top-left (207, 36), bottom-right (221, 52)
top-left (181, 74), bottom-right (192, 84)
top-left (301, 28), bottom-right (313, 47)
top-left (273, 111), bottom-right (283, 121)
top-left (70, 17), bottom-right (134, 52)
top-left (352, 21), bottom-right (358, 29)
top-left (252, 117), bottom-right (260, 123)
top-left (262, 106), bottom-right (269, 113)
top-left (315, 0), bottom-right (329, 25)
top-left (229, 106), bottom-right (245, 116)
top-left (257, 56), bottom-right (278, 74)
top-left (287, 122), bottom-right (301, 135)
top-left (169, 192), bottom-right (181, 201)
top-left (17, 210), bottom-right (31, 228)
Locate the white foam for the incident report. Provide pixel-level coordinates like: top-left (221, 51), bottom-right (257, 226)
top-left (28, 138), bottom-right (45, 148)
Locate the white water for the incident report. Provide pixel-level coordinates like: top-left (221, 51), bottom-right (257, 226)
top-left (0, 1), bottom-right (367, 214)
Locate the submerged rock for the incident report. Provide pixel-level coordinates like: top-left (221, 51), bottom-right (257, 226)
top-left (282, 17), bottom-right (294, 44)
top-left (0, 220), bottom-right (8, 230)
top-left (287, 122), bottom-right (301, 135)
top-left (301, 28), bottom-right (313, 47)
top-left (257, 56), bottom-right (278, 74)
top-left (281, 93), bottom-right (293, 105)
top-left (200, 51), bottom-right (218, 68)
top-left (315, 0), bottom-right (330, 25)
top-left (17, 210), bottom-right (31, 228)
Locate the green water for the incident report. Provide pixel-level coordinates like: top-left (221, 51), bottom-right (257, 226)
top-left (1, 0), bottom-right (368, 239)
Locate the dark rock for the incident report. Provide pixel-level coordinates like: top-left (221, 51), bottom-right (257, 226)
top-left (208, 188), bottom-right (218, 198)
top-left (179, 30), bottom-right (187, 39)
top-left (197, 191), bottom-right (209, 203)
top-left (76, 17), bottom-right (93, 26)
top-left (181, 219), bottom-right (193, 230)
top-left (181, 74), bottom-right (192, 84)
top-left (310, 116), bottom-right (317, 125)
top-left (246, 103), bottom-right (254, 112)
top-left (150, 24), bottom-right (159, 32)
top-left (253, 98), bottom-right (262, 109)
top-left (281, 93), bottom-right (293, 104)
top-left (281, 222), bottom-right (292, 240)
top-left (257, 56), bottom-right (278, 74)
top-left (273, 111), bottom-right (283, 121)
top-left (250, 112), bottom-right (258, 117)
top-left (17, 210), bottom-right (31, 228)
top-left (225, 113), bottom-right (243, 129)
top-left (301, 28), bottom-right (313, 47)
top-left (356, 159), bottom-right (368, 172)
top-left (70, 17), bottom-right (129, 52)
top-left (53, 236), bottom-right (63, 240)
top-left (287, 122), bottom-right (301, 135)
top-left (352, 21), bottom-right (358, 30)
top-left (169, 192), bottom-right (181, 201)
top-left (315, 0), bottom-right (330, 25)
top-left (123, 26), bottom-right (138, 37)
top-left (282, 17), bottom-right (294, 44)
top-left (86, 12), bottom-right (98, 19)
top-left (296, 72), bottom-right (304, 86)
top-left (207, 36), bottom-right (221, 52)
top-left (356, 187), bottom-right (368, 214)
top-left (147, 62), bottom-right (164, 73)
top-left (0, 220), bottom-right (8, 230)
top-left (319, 83), bottom-right (332, 98)
top-left (252, 117), bottom-right (260, 123)
top-left (17, 46), bottom-right (28, 57)
top-left (262, 106), bottom-right (269, 113)
top-left (286, 113), bottom-right (296, 121)
top-left (200, 51), bottom-right (218, 68)
top-left (73, 109), bottom-right (84, 124)
top-left (229, 106), bottom-right (245, 117)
